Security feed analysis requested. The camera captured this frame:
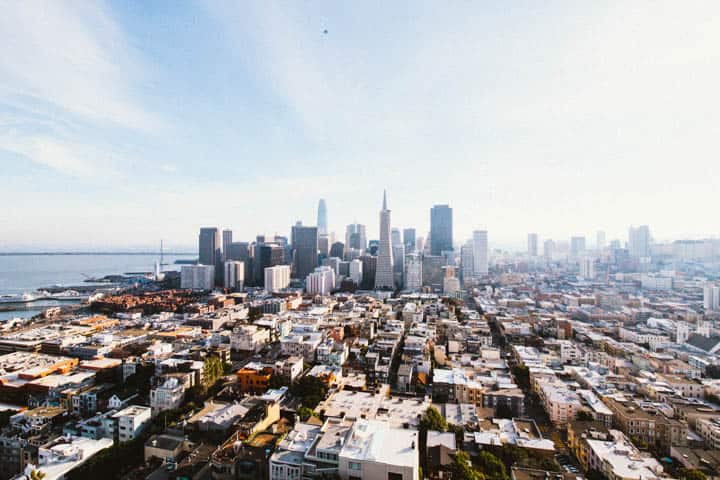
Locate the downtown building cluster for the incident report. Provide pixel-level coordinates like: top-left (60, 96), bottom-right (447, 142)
top-left (2, 203), bottom-right (720, 480)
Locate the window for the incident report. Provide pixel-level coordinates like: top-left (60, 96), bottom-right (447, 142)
top-left (349, 462), bottom-right (362, 471)
top-left (388, 473), bottom-right (403, 480)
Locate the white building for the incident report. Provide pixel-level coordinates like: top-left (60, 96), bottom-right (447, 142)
top-left (338, 419), bottom-right (419, 480)
top-left (579, 257), bottom-right (595, 280)
top-left (105, 405), bottom-right (151, 443)
top-left (404, 253), bottom-right (423, 291)
top-left (265, 265), bottom-right (291, 292)
top-left (181, 265), bottom-right (215, 290)
top-left (585, 430), bottom-right (663, 480)
top-left (29, 436), bottom-right (114, 480)
top-left (306, 266), bottom-right (336, 295)
top-left (472, 230), bottom-right (488, 276)
top-left (704, 283), bottom-right (720, 311)
top-left (230, 325), bottom-right (270, 352)
top-left (349, 259), bottom-right (363, 285)
top-left (527, 233), bottom-right (538, 257)
top-left (280, 332), bottom-right (323, 362)
top-left (150, 377), bottom-right (185, 415)
top-left (460, 241), bottom-right (474, 284)
top-left (223, 260), bottom-right (244, 290)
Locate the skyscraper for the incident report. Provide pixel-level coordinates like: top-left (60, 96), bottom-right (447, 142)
top-left (198, 227), bottom-right (222, 285)
top-left (472, 230), bottom-right (488, 276)
top-left (570, 236), bottom-right (586, 260)
top-left (317, 199), bottom-right (328, 236)
top-left (224, 261), bottom-right (244, 290)
top-left (345, 223), bottom-right (367, 252)
top-left (527, 233), bottom-right (538, 257)
top-left (222, 229), bottom-right (233, 259)
top-left (329, 242), bottom-right (344, 259)
top-left (226, 241), bottom-right (251, 286)
top-left (404, 253), bottom-right (423, 291)
top-left (430, 204), bottom-right (453, 255)
top-left (254, 243), bottom-right (285, 287)
top-left (628, 225), bottom-right (651, 259)
top-left (596, 230), bottom-right (606, 251)
top-left (403, 228), bottom-right (416, 253)
top-left (375, 190), bottom-right (394, 289)
top-left (544, 239), bottom-right (555, 260)
top-left (461, 240), bottom-right (474, 285)
top-left (291, 222), bottom-right (319, 280)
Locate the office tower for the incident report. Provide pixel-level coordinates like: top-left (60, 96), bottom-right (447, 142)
top-left (404, 253), bottom-right (423, 291)
top-left (338, 260), bottom-right (350, 278)
top-left (403, 228), bottom-right (416, 253)
top-left (704, 283), bottom-right (720, 311)
top-left (460, 240), bottom-right (474, 285)
top-left (264, 265), bottom-right (291, 292)
top-left (375, 191), bottom-right (395, 289)
top-left (226, 242), bottom-right (251, 287)
top-left (628, 225), bottom-right (651, 259)
top-left (306, 266), bottom-right (335, 295)
top-left (254, 243), bottom-right (285, 286)
top-left (317, 199), bottom-right (328, 236)
top-left (360, 255), bottom-right (377, 289)
top-left (422, 255), bottom-right (445, 290)
top-left (570, 236), bottom-right (586, 259)
top-left (345, 223), bottom-right (367, 252)
top-left (323, 256), bottom-right (341, 276)
top-left (527, 233), bottom-right (538, 257)
top-left (430, 204), bottom-right (453, 255)
top-left (199, 227), bottom-right (222, 285)
top-left (579, 257), bottom-right (595, 280)
top-left (318, 235), bottom-right (330, 258)
top-left (291, 222), bottom-right (319, 280)
top-left (367, 240), bottom-right (379, 256)
top-left (596, 231), bottom-right (606, 251)
top-left (544, 239), bottom-right (555, 260)
top-left (391, 228), bottom-right (404, 282)
top-left (329, 242), bottom-right (344, 259)
top-left (273, 235), bottom-right (292, 263)
top-left (181, 265), bottom-right (214, 290)
top-left (472, 230), bottom-right (488, 276)
top-left (222, 229), bottom-right (233, 259)
top-left (443, 274), bottom-right (460, 295)
top-left (416, 236), bottom-right (425, 253)
top-left (223, 261), bottom-right (244, 290)
top-left (349, 259), bottom-right (363, 285)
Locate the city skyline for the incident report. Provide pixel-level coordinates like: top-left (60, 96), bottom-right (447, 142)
top-left (3, 2), bottom-right (720, 249)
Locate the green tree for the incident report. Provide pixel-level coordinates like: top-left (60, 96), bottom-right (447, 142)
top-left (290, 375), bottom-right (328, 409)
top-left (586, 470), bottom-right (606, 480)
top-left (680, 469), bottom-right (707, 480)
top-left (419, 406), bottom-right (447, 432)
top-left (30, 469), bottom-right (46, 480)
top-left (297, 406), bottom-right (315, 421)
top-left (477, 451), bottom-right (508, 480)
top-left (203, 356), bottom-right (224, 387)
top-left (451, 451), bottom-right (484, 480)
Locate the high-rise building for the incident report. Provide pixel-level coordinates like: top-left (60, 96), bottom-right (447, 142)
top-left (404, 253), bottom-right (423, 291)
top-left (199, 227), bottom-right (222, 285)
top-left (422, 255), bottom-right (445, 290)
top-left (579, 257), bottom-right (595, 280)
top-left (291, 222), bottom-right (319, 280)
top-left (349, 259), bottom-right (363, 285)
top-left (570, 236), bottom-right (586, 259)
top-left (472, 230), bottom-right (488, 276)
top-left (628, 225), bottom-right (651, 259)
top-left (345, 223), bottom-right (367, 253)
top-left (306, 266), bottom-right (335, 295)
top-left (704, 283), bottom-right (720, 311)
top-left (391, 229), bottom-right (405, 286)
top-left (415, 236), bottom-right (425, 253)
top-left (360, 255), bottom-right (377, 289)
top-left (254, 243), bottom-right (285, 287)
top-left (226, 241), bottom-right (252, 287)
top-left (596, 231), bottom-right (606, 251)
top-left (222, 229), bottom-right (233, 259)
top-left (403, 228), bottom-right (416, 253)
top-left (544, 239), bottom-right (555, 260)
top-left (527, 233), bottom-right (538, 257)
top-left (460, 240), bottom-right (474, 285)
top-left (430, 204), bottom-right (453, 255)
top-left (375, 191), bottom-right (395, 289)
top-left (329, 242), bottom-right (344, 259)
top-left (223, 261), bottom-right (244, 290)
top-left (317, 199), bottom-right (328, 236)
top-left (264, 265), bottom-right (291, 293)
top-left (181, 265), bottom-right (214, 290)
top-left (318, 235), bottom-right (330, 258)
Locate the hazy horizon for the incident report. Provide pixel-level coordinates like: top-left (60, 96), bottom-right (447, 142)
top-left (2, 2), bottom-right (719, 249)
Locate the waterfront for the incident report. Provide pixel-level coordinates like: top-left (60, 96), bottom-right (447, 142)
top-left (0, 253), bottom-right (195, 321)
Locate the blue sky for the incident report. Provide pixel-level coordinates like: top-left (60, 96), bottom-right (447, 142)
top-left (1, 1), bottom-right (719, 251)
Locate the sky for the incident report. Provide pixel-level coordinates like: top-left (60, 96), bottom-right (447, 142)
top-left (1, 1), bottom-right (719, 252)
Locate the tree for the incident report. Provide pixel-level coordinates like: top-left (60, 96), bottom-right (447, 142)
top-left (477, 451), bottom-right (508, 480)
top-left (290, 375), bottom-right (328, 409)
top-left (680, 469), bottom-right (707, 480)
top-left (30, 470), bottom-right (46, 480)
top-left (451, 451), bottom-right (484, 480)
top-left (586, 470), bottom-right (606, 480)
top-left (420, 406), bottom-right (448, 432)
top-left (298, 406), bottom-right (315, 421)
top-left (203, 356), bottom-right (224, 387)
